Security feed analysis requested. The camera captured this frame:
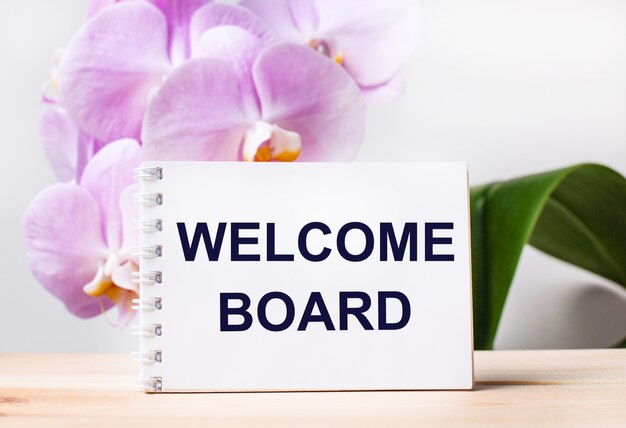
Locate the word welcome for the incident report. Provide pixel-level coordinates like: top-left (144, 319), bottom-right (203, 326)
top-left (177, 222), bottom-right (455, 262)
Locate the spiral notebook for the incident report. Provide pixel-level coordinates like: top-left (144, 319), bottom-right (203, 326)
top-left (132, 162), bottom-right (474, 392)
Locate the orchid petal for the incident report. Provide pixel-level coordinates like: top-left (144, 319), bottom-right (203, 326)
top-left (22, 183), bottom-right (111, 318)
top-left (315, 0), bottom-right (420, 87)
top-left (190, 3), bottom-right (273, 51)
top-left (239, 0), bottom-right (308, 42)
top-left (119, 184), bottom-right (140, 263)
top-left (75, 132), bottom-right (105, 182)
top-left (80, 139), bottom-right (142, 251)
top-left (360, 73), bottom-right (405, 105)
top-left (103, 286), bottom-right (137, 327)
top-left (148, 0), bottom-right (213, 64)
top-left (112, 262), bottom-right (139, 294)
top-left (40, 105), bottom-right (105, 182)
top-left (194, 26), bottom-right (263, 67)
top-left (193, 26), bottom-right (265, 116)
top-left (253, 44), bottom-right (366, 161)
top-left (87, 0), bottom-right (118, 18)
top-left (40, 105), bottom-right (79, 182)
top-left (143, 58), bottom-right (254, 161)
top-left (288, 0), bottom-right (319, 35)
top-left (58, 2), bottom-right (171, 143)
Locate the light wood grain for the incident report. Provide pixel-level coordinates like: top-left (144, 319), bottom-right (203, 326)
top-left (1, 350), bottom-right (625, 427)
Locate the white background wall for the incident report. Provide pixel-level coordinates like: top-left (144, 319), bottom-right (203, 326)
top-left (1, 0), bottom-right (625, 352)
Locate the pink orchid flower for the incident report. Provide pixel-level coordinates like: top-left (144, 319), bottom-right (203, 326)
top-left (87, 0), bottom-right (119, 18)
top-left (240, 0), bottom-right (420, 104)
top-left (39, 48), bottom-right (104, 182)
top-left (40, 104), bottom-right (104, 182)
top-left (58, 1), bottom-right (266, 145)
top-left (142, 23), bottom-right (365, 162)
top-left (87, 0), bottom-right (217, 63)
top-left (22, 139), bottom-right (142, 322)
top-left (58, 1), bottom-right (209, 143)
top-left (60, 1), bottom-right (364, 162)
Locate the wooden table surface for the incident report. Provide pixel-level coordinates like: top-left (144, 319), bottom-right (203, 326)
top-left (1, 350), bottom-right (625, 427)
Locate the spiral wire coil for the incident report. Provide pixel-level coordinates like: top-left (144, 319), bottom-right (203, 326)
top-left (133, 166), bottom-right (164, 392)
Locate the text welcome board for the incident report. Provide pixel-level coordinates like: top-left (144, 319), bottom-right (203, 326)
top-left (177, 221), bottom-right (458, 333)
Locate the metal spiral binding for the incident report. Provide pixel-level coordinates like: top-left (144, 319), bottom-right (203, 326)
top-left (132, 350), bottom-right (162, 364)
top-left (133, 219), bottom-right (163, 233)
top-left (133, 192), bottom-right (163, 207)
top-left (135, 376), bottom-right (163, 393)
top-left (133, 166), bottom-right (163, 181)
top-left (133, 166), bottom-right (164, 391)
top-left (132, 297), bottom-right (163, 311)
top-left (133, 245), bottom-right (162, 258)
top-left (132, 271), bottom-right (162, 286)
top-left (131, 324), bottom-right (162, 337)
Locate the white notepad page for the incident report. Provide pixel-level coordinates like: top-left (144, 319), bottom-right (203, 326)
top-left (137, 162), bottom-right (473, 392)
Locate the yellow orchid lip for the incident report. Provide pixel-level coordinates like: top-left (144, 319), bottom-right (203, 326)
top-left (266, 145), bottom-right (301, 162)
top-left (243, 122), bottom-right (302, 163)
top-left (85, 277), bottom-right (134, 304)
top-left (84, 276), bottom-right (115, 297)
top-left (82, 260), bottom-right (139, 327)
top-left (253, 141), bottom-right (301, 162)
top-left (102, 284), bottom-right (126, 302)
top-left (307, 38), bottom-right (344, 66)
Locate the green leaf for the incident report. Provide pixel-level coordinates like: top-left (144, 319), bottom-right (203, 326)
top-left (470, 164), bottom-right (626, 350)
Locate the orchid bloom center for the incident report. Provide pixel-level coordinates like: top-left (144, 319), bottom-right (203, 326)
top-left (83, 262), bottom-right (115, 298)
top-left (308, 39), bottom-right (344, 65)
top-left (83, 253), bottom-right (134, 300)
top-left (242, 121), bottom-right (302, 162)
